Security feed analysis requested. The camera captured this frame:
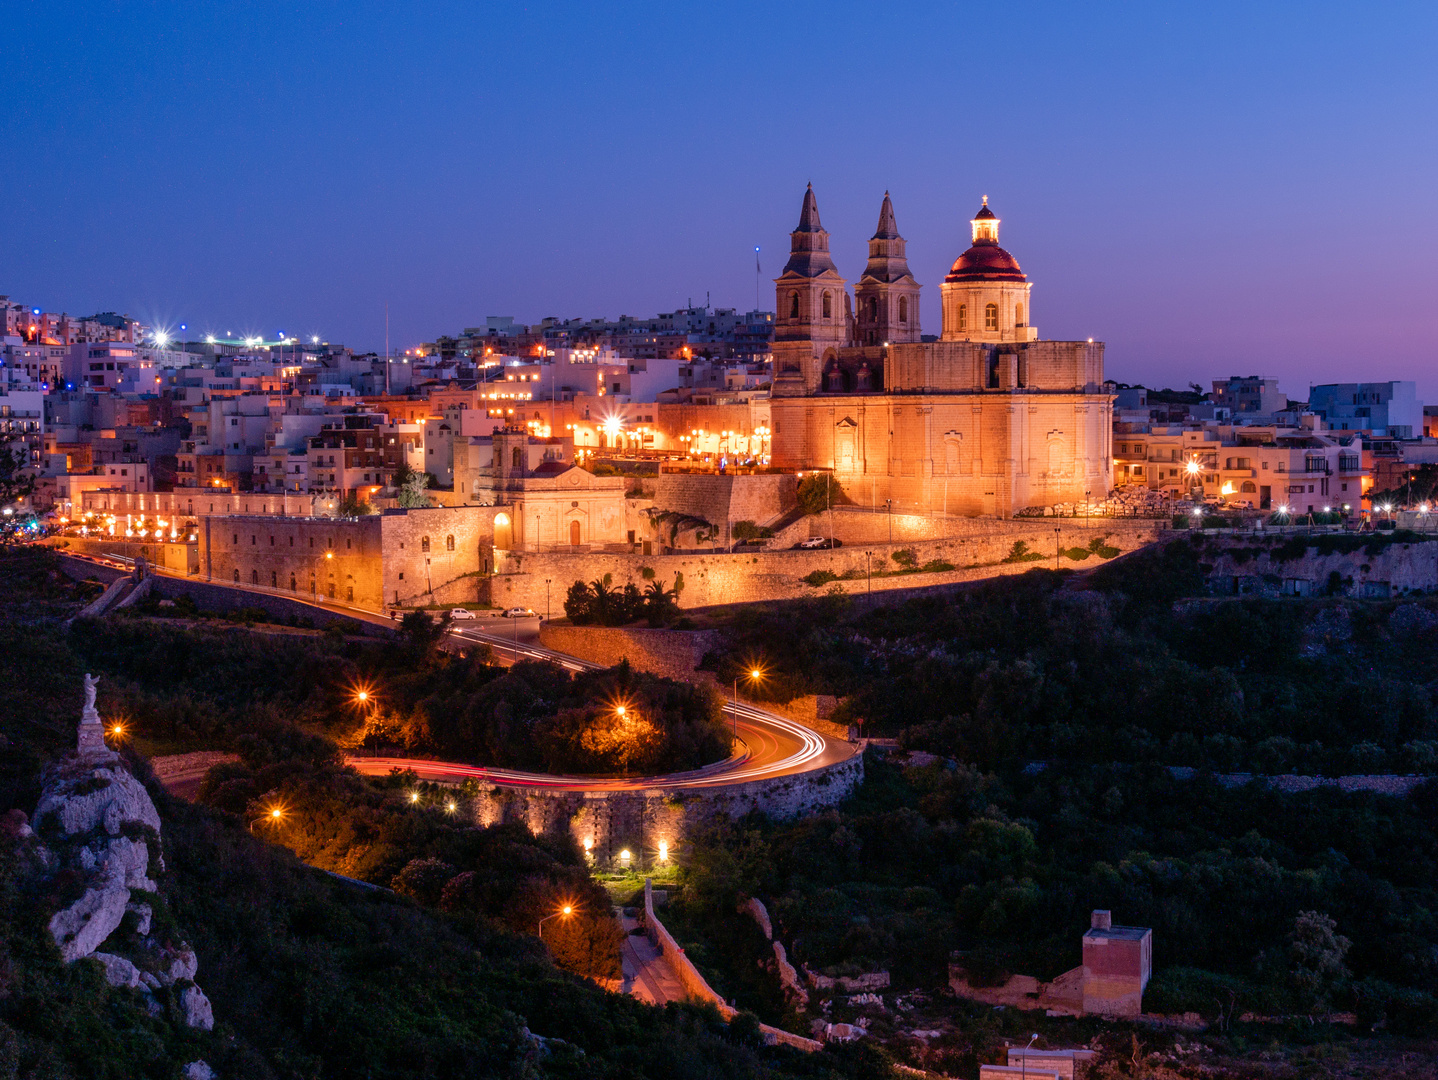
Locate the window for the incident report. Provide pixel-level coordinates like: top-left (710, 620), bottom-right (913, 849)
top-left (512, 446), bottom-right (522, 468)
top-left (958, 304), bottom-right (967, 330)
top-left (1241, 481), bottom-right (1257, 493)
top-left (788, 291), bottom-right (799, 319)
top-left (232, 533), bottom-right (238, 545)
top-left (1015, 303), bottom-right (1024, 326)
top-left (446, 534), bottom-right (455, 551)
top-left (346, 539), bottom-right (351, 550)
top-left (984, 303), bottom-right (999, 331)
top-left (867, 297), bottom-right (878, 320)
top-left (421, 535), bottom-right (430, 553)
top-left (233, 569), bottom-right (240, 582)
top-left (271, 571), bottom-right (278, 586)
top-left (822, 292), bottom-right (832, 319)
top-left (898, 296), bottom-right (908, 324)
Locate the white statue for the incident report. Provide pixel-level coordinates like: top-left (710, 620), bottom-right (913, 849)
top-left (77, 673), bottom-right (113, 761)
top-left (83, 674), bottom-right (99, 714)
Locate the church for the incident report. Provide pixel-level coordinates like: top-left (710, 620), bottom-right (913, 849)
top-left (769, 186), bottom-right (1113, 517)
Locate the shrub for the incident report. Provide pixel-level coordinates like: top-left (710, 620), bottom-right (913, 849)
top-left (803, 569), bottom-right (839, 587)
top-left (891, 549), bottom-right (918, 570)
top-left (1002, 541), bottom-right (1045, 564)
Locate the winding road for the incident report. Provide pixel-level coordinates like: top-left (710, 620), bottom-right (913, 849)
top-left (52, 551), bottom-right (856, 793)
top-left (347, 623), bottom-right (857, 791)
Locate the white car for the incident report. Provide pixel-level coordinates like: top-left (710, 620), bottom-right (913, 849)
top-left (797, 537), bottom-right (828, 549)
top-left (502, 606), bottom-right (537, 618)
top-left (449, 608), bottom-right (477, 620)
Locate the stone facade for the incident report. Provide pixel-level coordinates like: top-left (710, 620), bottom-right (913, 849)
top-left (768, 186), bottom-right (1112, 518)
top-left (198, 505), bottom-right (503, 610)
top-left (649, 471), bottom-right (798, 536)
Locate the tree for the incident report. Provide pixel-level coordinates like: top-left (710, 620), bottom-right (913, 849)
top-left (338, 491), bottom-right (373, 516)
top-left (644, 578), bottom-right (679, 626)
top-left (1289, 910), bottom-right (1351, 1017)
top-left (796, 472), bottom-right (846, 516)
top-left (0, 443), bottom-right (35, 508)
top-left (393, 461), bottom-right (431, 508)
top-left (400, 609), bottom-right (450, 650)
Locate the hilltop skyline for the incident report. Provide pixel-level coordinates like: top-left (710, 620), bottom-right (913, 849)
top-left (3, 1), bottom-right (1437, 398)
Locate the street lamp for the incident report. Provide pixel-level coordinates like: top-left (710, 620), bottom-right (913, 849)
top-left (249, 806), bottom-right (285, 833)
top-left (1053, 526), bottom-right (1061, 570)
top-left (1021, 1033), bottom-right (1038, 1079)
top-left (545, 577), bottom-right (551, 621)
top-left (733, 666), bottom-right (764, 740)
top-left (538, 904), bottom-right (574, 940)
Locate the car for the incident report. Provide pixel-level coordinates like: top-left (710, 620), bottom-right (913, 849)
top-left (449, 608), bottom-right (477, 620)
top-left (502, 606), bottom-right (537, 618)
top-left (795, 537), bottom-right (842, 550)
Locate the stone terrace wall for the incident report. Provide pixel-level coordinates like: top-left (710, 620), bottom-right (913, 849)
top-left (1199, 534), bottom-right (1438, 597)
top-left (490, 518), bottom-right (1163, 612)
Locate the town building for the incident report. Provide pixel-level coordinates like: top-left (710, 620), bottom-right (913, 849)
top-left (1310, 381), bottom-right (1422, 438)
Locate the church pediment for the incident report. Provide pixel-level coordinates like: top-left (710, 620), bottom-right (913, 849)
top-left (835, 416), bottom-right (858, 429)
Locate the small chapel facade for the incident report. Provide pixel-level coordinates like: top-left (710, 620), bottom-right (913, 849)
top-left (769, 186), bottom-right (1113, 518)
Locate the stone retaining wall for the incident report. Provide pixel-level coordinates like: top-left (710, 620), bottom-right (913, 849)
top-left (467, 752), bottom-right (863, 865)
top-left (491, 519), bottom-right (1162, 612)
top-left (538, 624), bottom-right (724, 681)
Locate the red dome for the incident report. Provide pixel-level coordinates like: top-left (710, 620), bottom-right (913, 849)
top-left (945, 241), bottom-right (1026, 283)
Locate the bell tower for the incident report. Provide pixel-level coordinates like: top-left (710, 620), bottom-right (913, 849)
top-left (772, 184), bottom-right (849, 395)
top-left (854, 192), bottom-right (922, 347)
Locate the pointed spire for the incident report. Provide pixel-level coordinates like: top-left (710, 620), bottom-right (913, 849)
top-left (796, 183), bottom-right (822, 232)
top-left (872, 191), bottom-right (900, 240)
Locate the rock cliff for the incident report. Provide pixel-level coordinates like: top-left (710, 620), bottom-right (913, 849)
top-left (23, 674), bottom-right (216, 1041)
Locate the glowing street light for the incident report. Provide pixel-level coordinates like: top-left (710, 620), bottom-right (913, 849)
top-left (538, 904), bottom-right (574, 940)
top-left (249, 805), bottom-right (286, 833)
top-left (657, 839), bottom-right (669, 862)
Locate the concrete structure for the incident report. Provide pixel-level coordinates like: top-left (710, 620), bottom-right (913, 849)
top-left (1081, 909), bottom-right (1152, 1018)
top-left (768, 187), bottom-right (1112, 518)
top-left (1310, 381), bottom-right (1422, 438)
top-left (1211, 375), bottom-right (1287, 417)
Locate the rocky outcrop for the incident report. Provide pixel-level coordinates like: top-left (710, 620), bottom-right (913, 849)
top-left (739, 896), bottom-right (772, 940)
top-left (773, 941), bottom-right (809, 1008)
top-left (178, 984), bottom-right (215, 1031)
top-left (182, 1063), bottom-right (215, 1080)
top-left (28, 675), bottom-right (217, 1030)
top-left (49, 884), bottom-right (131, 963)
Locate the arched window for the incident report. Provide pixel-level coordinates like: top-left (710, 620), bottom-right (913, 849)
top-left (445, 534), bottom-right (455, 551)
top-left (898, 296), bottom-right (908, 324)
top-left (512, 446), bottom-right (522, 468)
top-left (251, 570), bottom-right (259, 584)
top-left (271, 571), bottom-right (277, 587)
top-left (421, 535), bottom-right (430, 552)
top-left (289, 574), bottom-right (297, 592)
top-left (788, 291), bottom-right (799, 319)
top-left (958, 304), bottom-right (967, 330)
top-left (822, 292), bottom-right (832, 319)
top-left (233, 569), bottom-right (240, 582)
top-left (867, 297), bottom-right (878, 320)
top-left (984, 303), bottom-right (998, 331)
top-left (1015, 303), bottom-right (1024, 326)
top-left (1241, 481), bottom-right (1257, 493)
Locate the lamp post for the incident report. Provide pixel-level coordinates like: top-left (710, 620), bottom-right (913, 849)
top-left (1021, 1033), bottom-right (1038, 1079)
top-left (544, 577), bottom-right (551, 622)
top-left (733, 667), bottom-right (763, 740)
top-left (884, 498), bottom-right (893, 543)
top-left (1053, 526), bottom-right (1061, 570)
top-left (249, 807), bottom-right (285, 834)
top-left (538, 905), bottom-right (573, 941)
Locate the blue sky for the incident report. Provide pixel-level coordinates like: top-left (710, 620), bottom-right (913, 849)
top-left (4, 2), bottom-right (1437, 399)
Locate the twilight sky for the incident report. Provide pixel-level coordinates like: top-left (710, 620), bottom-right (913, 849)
top-left (5, 2), bottom-right (1437, 400)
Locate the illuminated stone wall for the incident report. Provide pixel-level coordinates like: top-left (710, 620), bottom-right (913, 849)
top-left (466, 751), bottom-right (863, 868)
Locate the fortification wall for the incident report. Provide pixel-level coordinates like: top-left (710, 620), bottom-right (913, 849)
top-left (490, 518), bottom-right (1162, 611)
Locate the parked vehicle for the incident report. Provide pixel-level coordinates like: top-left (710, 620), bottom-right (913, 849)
top-left (502, 606), bottom-right (537, 618)
top-left (795, 537), bottom-right (842, 549)
top-left (449, 608), bottom-right (477, 620)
